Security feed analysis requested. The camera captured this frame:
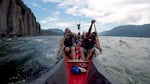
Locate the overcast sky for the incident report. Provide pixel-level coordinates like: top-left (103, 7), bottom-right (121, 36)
top-left (23, 0), bottom-right (150, 33)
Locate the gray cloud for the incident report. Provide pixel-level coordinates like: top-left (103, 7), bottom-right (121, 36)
top-left (40, 0), bottom-right (150, 31)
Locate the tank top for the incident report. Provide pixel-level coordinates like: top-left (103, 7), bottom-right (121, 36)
top-left (82, 35), bottom-right (95, 49)
top-left (64, 34), bottom-right (74, 47)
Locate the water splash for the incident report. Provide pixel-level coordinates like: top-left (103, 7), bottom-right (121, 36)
top-left (0, 36), bottom-right (62, 83)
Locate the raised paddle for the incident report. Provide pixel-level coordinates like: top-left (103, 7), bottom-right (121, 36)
top-left (86, 20), bottom-right (96, 37)
top-left (77, 23), bottom-right (80, 30)
top-left (93, 20), bottom-right (102, 54)
top-left (77, 23), bottom-right (81, 37)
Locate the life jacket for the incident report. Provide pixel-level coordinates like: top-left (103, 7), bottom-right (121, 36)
top-left (64, 34), bottom-right (74, 47)
top-left (75, 39), bottom-right (82, 46)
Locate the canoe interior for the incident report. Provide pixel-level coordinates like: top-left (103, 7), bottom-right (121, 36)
top-left (31, 52), bottom-right (111, 84)
top-left (67, 59), bottom-right (91, 62)
top-left (65, 56), bottom-right (92, 84)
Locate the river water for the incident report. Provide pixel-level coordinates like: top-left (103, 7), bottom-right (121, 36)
top-left (0, 36), bottom-right (61, 84)
top-left (0, 36), bottom-right (150, 84)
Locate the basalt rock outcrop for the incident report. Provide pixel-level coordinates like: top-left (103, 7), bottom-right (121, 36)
top-left (0, 0), bottom-right (41, 37)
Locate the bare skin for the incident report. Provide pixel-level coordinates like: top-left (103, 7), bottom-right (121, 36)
top-left (85, 48), bottom-right (95, 60)
top-left (79, 47), bottom-right (85, 60)
top-left (79, 20), bottom-right (102, 60)
top-left (59, 29), bottom-right (76, 60)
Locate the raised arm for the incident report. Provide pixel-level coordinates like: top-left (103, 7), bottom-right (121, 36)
top-left (86, 20), bottom-right (96, 37)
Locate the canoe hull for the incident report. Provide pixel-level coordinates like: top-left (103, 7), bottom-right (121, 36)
top-left (45, 59), bottom-right (67, 84)
top-left (30, 57), bottom-right (67, 84)
top-left (87, 60), bottom-right (111, 84)
top-left (30, 54), bottom-right (111, 84)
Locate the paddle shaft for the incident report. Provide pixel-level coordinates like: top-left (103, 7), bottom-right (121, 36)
top-left (93, 23), bottom-right (102, 53)
top-left (77, 24), bottom-right (80, 37)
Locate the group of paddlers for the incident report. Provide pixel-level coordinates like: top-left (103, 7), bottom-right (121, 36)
top-left (59, 20), bottom-right (102, 61)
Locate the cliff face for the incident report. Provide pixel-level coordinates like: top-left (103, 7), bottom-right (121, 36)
top-left (0, 0), bottom-right (41, 37)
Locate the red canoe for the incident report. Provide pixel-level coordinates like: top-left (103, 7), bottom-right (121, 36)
top-left (31, 53), bottom-right (112, 84)
top-left (64, 56), bottom-right (92, 84)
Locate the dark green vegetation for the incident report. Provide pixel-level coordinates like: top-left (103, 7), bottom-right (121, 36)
top-left (100, 24), bottom-right (150, 37)
top-left (41, 29), bottom-right (64, 36)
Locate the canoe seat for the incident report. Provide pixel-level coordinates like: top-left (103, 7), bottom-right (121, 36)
top-left (67, 59), bottom-right (91, 63)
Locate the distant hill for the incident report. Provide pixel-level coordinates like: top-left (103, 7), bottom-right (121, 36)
top-left (41, 29), bottom-right (64, 36)
top-left (100, 24), bottom-right (150, 37)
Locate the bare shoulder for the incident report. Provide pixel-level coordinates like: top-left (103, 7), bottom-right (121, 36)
top-left (60, 37), bottom-right (65, 41)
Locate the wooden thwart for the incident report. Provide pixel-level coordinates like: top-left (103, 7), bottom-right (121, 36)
top-left (67, 59), bottom-right (91, 63)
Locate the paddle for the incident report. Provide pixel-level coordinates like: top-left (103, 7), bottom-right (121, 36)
top-left (77, 23), bottom-right (80, 38)
top-left (57, 28), bottom-right (69, 58)
top-left (58, 46), bottom-right (64, 55)
top-left (93, 20), bottom-right (102, 54)
top-left (86, 20), bottom-right (95, 38)
top-left (57, 37), bottom-right (65, 59)
top-left (77, 23), bottom-right (80, 30)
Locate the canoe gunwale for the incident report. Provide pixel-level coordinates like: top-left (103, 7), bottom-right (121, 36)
top-left (30, 55), bottom-right (67, 84)
top-left (30, 53), bottom-right (115, 84)
top-left (90, 56), bottom-right (121, 84)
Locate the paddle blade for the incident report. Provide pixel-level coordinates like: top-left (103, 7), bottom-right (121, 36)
top-left (91, 20), bottom-right (96, 24)
top-left (77, 24), bottom-right (80, 30)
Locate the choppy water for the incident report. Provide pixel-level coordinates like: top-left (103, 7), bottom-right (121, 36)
top-left (0, 36), bottom-right (61, 84)
top-left (0, 36), bottom-right (150, 84)
top-left (95, 36), bottom-right (150, 84)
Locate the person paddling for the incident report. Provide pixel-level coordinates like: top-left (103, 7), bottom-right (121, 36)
top-left (60, 28), bottom-right (76, 59)
top-left (80, 20), bottom-right (102, 60)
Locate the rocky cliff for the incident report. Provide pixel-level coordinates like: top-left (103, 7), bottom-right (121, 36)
top-left (0, 0), bottom-right (41, 37)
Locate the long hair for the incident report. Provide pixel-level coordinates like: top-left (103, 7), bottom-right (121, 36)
top-left (64, 28), bottom-right (73, 38)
